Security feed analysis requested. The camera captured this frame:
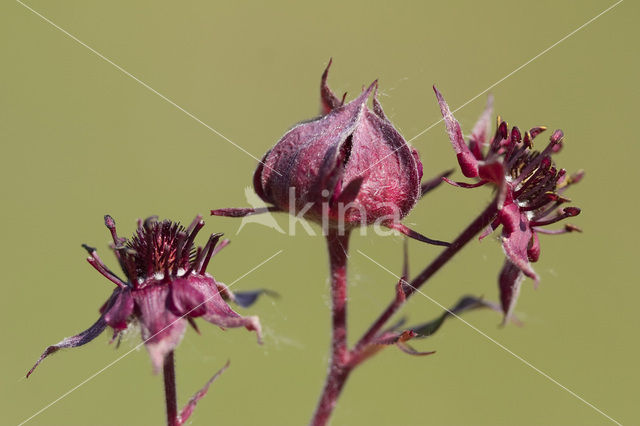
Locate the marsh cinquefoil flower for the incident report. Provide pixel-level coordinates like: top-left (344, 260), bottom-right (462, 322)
top-left (434, 87), bottom-right (582, 320)
top-left (27, 215), bottom-right (262, 376)
top-left (213, 61), bottom-right (447, 245)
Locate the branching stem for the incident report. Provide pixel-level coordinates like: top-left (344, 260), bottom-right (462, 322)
top-left (311, 200), bottom-right (499, 425)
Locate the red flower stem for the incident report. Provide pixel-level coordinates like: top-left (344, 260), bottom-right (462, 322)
top-left (311, 229), bottom-right (351, 426)
top-left (163, 351), bottom-right (179, 426)
top-left (353, 200), bottom-right (499, 357)
top-left (312, 201), bottom-right (498, 425)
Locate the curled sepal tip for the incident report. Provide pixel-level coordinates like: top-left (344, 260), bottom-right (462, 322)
top-left (27, 316), bottom-right (108, 378)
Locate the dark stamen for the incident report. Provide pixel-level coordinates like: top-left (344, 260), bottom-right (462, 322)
top-left (183, 219), bottom-right (205, 257)
top-left (121, 250), bottom-right (139, 288)
top-left (82, 244), bottom-right (128, 288)
top-left (531, 207), bottom-right (580, 227)
top-left (516, 130), bottom-right (563, 184)
top-left (199, 233), bottom-right (224, 274)
top-left (514, 156), bottom-right (552, 197)
top-left (104, 215), bottom-right (121, 246)
top-left (173, 232), bottom-right (188, 277)
top-left (185, 215), bottom-right (203, 234)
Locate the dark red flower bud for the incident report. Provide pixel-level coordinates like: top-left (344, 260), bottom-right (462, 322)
top-left (214, 61), bottom-right (448, 246)
top-left (254, 62), bottom-right (424, 232)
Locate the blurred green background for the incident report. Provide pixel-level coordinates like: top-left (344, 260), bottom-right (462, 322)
top-left (2, 1), bottom-right (637, 425)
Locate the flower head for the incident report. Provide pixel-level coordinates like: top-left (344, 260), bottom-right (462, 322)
top-left (213, 61), bottom-right (448, 245)
top-left (28, 215), bottom-right (263, 376)
top-left (434, 87), bottom-right (582, 320)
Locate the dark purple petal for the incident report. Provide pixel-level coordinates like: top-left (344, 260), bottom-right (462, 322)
top-left (178, 361), bottom-right (230, 425)
top-left (103, 289), bottom-right (134, 331)
top-left (479, 161), bottom-right (508, 208)
top-left (499, 260), bottom-right (525, 321)
top-left (133, 285), bottom-right (187, 373)
top-left (168, 277), bottom-right (207, 317)
top-left (434, 86), bottom-right (479, 178)
top-left (27, 315), bottom-right (108, 378)
top-left (499, 202), bottom-right (538, 281)
top-left (478, 161), bottom-right (505, 185)
top-left (188, 276), bottom-right (263, 343)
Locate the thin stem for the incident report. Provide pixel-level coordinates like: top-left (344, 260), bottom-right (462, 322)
top-left (163, 351), bottom-right (178, 426)
top-left (311, 200), bottom-right (499, 424)
top-left (311, 229), bottom-right (351, 426)
top-left (353, 200), bottom-right (499, 357)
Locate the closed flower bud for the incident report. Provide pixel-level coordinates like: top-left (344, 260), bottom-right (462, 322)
top-left (214, 61), bottom-right (448, 246)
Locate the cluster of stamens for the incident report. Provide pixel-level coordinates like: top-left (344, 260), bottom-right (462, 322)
top-left (483, 118), bottom-right (582, 228)
top-left (83, 215), bottom-right (225, 290)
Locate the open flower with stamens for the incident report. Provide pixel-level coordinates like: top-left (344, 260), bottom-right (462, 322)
top-left (27, 215), bottom-right (263, 376)
top-left (434, 87), bottom-right (583, 320)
